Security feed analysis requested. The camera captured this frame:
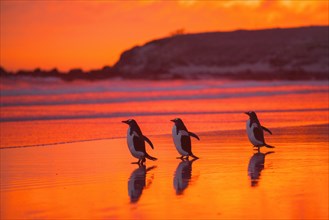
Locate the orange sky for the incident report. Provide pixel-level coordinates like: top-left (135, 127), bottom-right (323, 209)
top-left (0, 0), bottom-right (328, 71)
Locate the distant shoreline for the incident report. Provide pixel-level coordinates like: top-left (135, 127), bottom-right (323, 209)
top-left (1, 69), bottom-right (328, 81)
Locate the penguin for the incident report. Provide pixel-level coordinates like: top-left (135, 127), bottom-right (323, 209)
top-left (122, 119), bottom-right (157, 164)
top-left (171, 118), bottom-right (200, 159)
top-left (248, 151), bottom-right (274, 187)
top-left (128, 165), bottom-right (156, 203)
top-left (245, 111), bottom-right (274, 149)
top-left (173, 158), bottom-right (198, 195)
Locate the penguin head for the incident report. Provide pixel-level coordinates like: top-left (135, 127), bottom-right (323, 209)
top-left (170, 118), bottom-right (184, 125)
top-left (171, 118), bottom-right (188, 131)
top-left (122, 119), bottom-right (137, 127)
top-left (245, 111), bottom-right (258, 119)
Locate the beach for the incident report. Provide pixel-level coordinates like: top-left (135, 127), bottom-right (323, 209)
top-left (1, 124), bottom-right (328, 219)
top-left (2, 2), bottom-right (329, 219)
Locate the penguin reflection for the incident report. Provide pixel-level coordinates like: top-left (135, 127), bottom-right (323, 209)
top-left (128, 165), bottom-right (156, 203)
top-left (248, 151), bottom-right (274, 187)
top-left (173, 158), bottom-right (198, 195)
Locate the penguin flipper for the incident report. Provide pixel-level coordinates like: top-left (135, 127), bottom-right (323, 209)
top-left (262, 126), bottom-right (272, 135)
top-left (188, 132), bottom-right (200, 140)
top-left (143, 135), bottom-right (154, 149)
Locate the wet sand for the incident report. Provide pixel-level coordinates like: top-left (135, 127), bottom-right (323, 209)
top-left (1, 124), bottom-right (328, 219)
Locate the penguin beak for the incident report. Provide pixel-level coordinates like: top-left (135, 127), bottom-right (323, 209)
top-left (122, 120), bottom-right (129, 124)
top-left (170, 119), bottom-right (175, 122)
top-left (244, 112), bottom-right (250, 116)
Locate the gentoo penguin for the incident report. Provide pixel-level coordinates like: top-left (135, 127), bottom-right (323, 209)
top-left (171, 118), bottom-right (200, 159)
top-left (122, 119), bottom-right (157, 164)
top-left (128, 165), bottom-right (156, 203)
top-left (245, 111), bottom-right (274, 149)
top-left (248, 151), bottom-right (274, 187)
top-left (173, 158), bottom-right (198, 195)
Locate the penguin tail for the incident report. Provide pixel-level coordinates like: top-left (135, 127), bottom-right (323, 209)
top-left (265, 144), bottom-right (275, 148)
top-left (145, 153), bottom-right (157, 161)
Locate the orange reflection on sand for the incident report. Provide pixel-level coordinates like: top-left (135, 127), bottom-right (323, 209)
top-left (2, 127), bottom-right (328, 219)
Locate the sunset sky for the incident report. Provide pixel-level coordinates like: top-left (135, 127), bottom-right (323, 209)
top-left (1, 0), bottom-right (328, 71)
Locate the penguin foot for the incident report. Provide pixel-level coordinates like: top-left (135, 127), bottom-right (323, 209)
top-left (190, 154), bottom-right (199, 159)
top-left (189, 157), bottom-right (199, 162)
top-left (181, 156), bottom-right (191, 161)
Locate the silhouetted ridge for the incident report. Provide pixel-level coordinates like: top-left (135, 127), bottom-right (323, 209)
top-left (1, 26), bottom-right (328, 81)
top-left (113, 26), bottom-right (328, 80)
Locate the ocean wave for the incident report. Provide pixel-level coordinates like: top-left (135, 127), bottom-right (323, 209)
top-left (1, 108), bottom-right (328, 122)
top-left (1, 88), bottom-right (327, 107)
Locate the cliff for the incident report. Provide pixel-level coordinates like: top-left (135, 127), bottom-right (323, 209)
top-left (113, 26), bottom-right (328, 80)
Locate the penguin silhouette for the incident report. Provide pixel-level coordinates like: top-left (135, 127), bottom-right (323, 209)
top-left (122, 119), bottom-right (157, 164)
top-left (171, 118), bottom-right (200, 159)
top-left (245, 111), bottom-right (274, 149)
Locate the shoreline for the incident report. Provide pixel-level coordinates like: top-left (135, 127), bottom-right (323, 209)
top-left (1, 123), bottom-right (328, 150)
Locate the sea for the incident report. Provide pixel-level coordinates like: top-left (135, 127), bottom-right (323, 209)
top-left (0, 77), bottom-right (328, 148)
